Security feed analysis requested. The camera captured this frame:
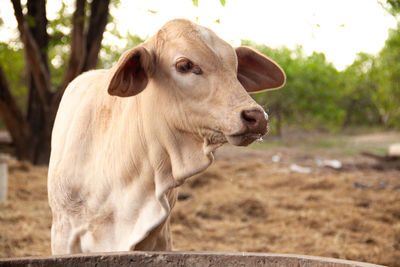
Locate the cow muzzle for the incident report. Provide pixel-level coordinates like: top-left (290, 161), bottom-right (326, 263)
top-left (226, 109), bottom-right (268, 146)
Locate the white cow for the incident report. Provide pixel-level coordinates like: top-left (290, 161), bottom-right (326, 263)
top-left (48, 19), bottom-right (285, 254)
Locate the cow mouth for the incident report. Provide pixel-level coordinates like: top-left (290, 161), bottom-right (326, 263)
top-left (226, 132), bottom-right (264, 146)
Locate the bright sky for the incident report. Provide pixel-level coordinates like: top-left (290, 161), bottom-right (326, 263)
top-left (0, 0), bottom-right (397, 70)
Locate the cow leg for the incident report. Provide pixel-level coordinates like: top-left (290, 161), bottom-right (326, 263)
top-left (51, 213), bottom-right (73, 254)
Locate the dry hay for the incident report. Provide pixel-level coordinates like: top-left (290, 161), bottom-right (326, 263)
top-left (0, 160), bottom-right (50, 257)
top-left (0, 144), bottom-right (399, 266)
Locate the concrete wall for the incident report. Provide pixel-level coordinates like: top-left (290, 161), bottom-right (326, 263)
top-left (0, 251), bottom-right (384, 267)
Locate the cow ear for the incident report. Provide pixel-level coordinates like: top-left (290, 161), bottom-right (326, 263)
top-left (235, 46), bottom-right (286, 93)
top-left (108, 46), bottom-right (155, 97)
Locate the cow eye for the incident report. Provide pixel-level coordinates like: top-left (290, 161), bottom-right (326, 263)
top-left (176, 59), bottom-right (193, 73)
top-left (175, 58), bottom-right (202, 75)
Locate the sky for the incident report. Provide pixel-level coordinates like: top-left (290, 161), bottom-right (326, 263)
top-left (0, 0), bottom-right (398, 70)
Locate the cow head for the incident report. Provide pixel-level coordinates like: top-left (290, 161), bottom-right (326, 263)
top-left (108, 19), bottom-right (285, 150)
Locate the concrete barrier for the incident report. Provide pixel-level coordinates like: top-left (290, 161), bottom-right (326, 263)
top-left (0, 251), bottom-right (384, 267)
top-left (0, 154), bottom-right (9, 202)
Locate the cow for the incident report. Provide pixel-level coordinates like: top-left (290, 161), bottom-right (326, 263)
top-left (48, 18), bottom-right (285, 254)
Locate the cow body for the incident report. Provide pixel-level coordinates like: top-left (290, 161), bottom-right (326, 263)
top-left (48, 19), bottom-right (285, 254)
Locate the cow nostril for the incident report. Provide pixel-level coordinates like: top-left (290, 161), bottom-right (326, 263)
top-left (241, 109), bottom-right (268, 135)
top-left (241, 111), bottom-right (257, 124)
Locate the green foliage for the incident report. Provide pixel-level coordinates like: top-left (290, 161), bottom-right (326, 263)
top-left (44, 0), bottom-right (128, 88)
top-left (0, 0), bottom-right (136, 105)
top-left (244, 41), bottom-right (346, 133)
top-left (340, 53), bottom-right (381, 127)
top-left (387, 0), bottom-right (400, 15)
top-left (243, 24), bottom-right (400, 132)
top-left (99, 31), bottom-right (144, 69)
top-left (0, 42), bottom-right (27, 111)
top-left (47, 1), bottom-right (72, 90)
top-left (1, 0), bottom-right (399, 132)
top-left (373, 24), bottom-right (400, 127)
top-left (191, 0), bottom-right (225, 8)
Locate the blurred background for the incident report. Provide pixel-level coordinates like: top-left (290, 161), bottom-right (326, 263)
top-left (0, 0), bottom-right (399, 266)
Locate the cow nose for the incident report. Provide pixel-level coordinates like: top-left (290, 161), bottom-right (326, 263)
top-left (241, 109), bottom-right (268, 135)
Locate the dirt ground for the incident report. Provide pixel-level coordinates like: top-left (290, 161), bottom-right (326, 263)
top-left (0, 131), bottom-right (399, 266)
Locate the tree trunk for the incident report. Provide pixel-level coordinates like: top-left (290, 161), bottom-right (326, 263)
top-left (4, 0), bottom-right (111, 164)
top-left (60, 0), bottom-right (86, 92)
top-left (270, 102), bottom-right (283, 137)
top-left (26, 0), bottom-right (52, 164)
top-left (82, 0), bottom-right (110, 72)
top-left (275, 109), bottom-right (282, 137)
top-left (0, 67), bottom-right (32, 159)
top-left (26, 75), bottom-right (52, 164)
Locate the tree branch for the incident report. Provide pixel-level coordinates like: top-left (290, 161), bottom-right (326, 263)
top-left (27, 0), bottom-right (49, 72)
top-left (0, 66), bottom-right (31, 159)
top-left (82, 0), bottom-right (110, 72)
top-left (11, 0), bottom-right (51, 110)
top-left (59, 0), bottom-right (87, 94)
top-left (53, 0), bottom-right (110, 111)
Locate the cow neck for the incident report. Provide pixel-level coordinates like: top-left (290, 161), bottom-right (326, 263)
top-left (118, 95), bottom-right (216, 249)
top-left (141, 108), bottom-right (214, 188)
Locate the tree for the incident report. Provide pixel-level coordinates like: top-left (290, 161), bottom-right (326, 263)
top-left (244, 41), bottom-right (346, 135)
top-left (373, 24), bottom-right (400, 127)
top-left (0, 0), bottom-right (111, 164)
top-left (339, 53), bottom-right (382, 127)
top-left (387, 0), bottom-right (400, 15)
